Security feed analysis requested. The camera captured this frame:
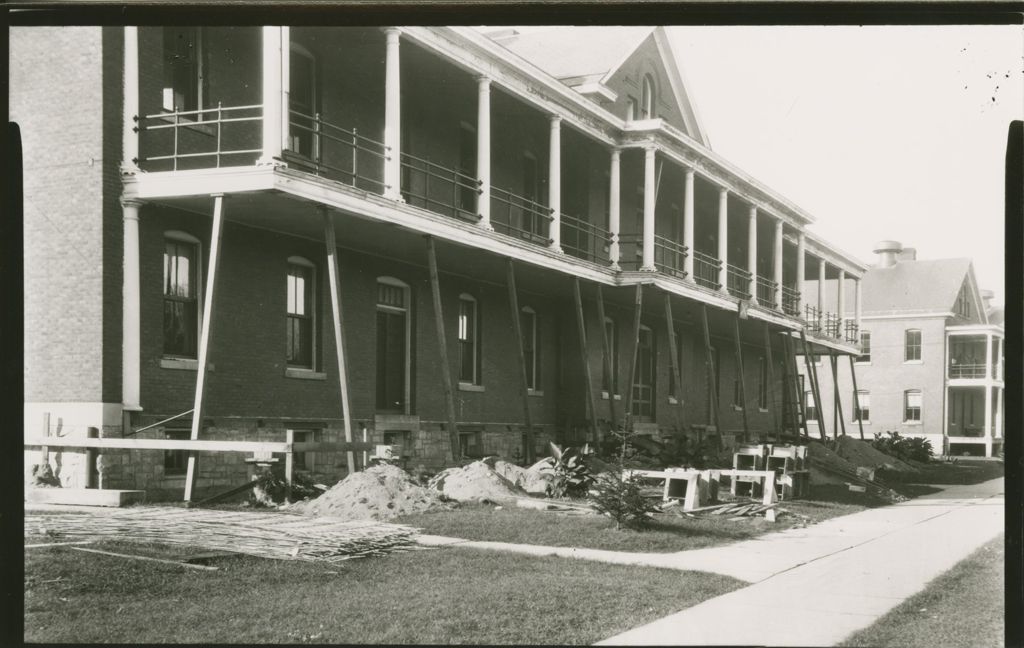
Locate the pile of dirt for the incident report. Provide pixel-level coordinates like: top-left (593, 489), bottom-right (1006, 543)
top-left (807, 441), bottom-right (864, 484)
top-left (428, 459), bottom-right (528, 503)
top-left (298, 463), bottom-right (443, 521)
top-left (492, 458), bottom-right (551, 495)
top-left (834, 437), bottom-right (919, 473)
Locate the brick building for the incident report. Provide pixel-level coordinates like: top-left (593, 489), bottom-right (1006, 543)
top-left (15, 26), bottom-right (866, 499)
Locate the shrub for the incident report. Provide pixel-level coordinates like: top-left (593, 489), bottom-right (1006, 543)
top-left (872, 431), bottom-right (933, 463)
top-left (589, 469), bottom-right (660, 530)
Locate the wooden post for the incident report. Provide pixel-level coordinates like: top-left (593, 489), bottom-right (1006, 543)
top-left (663, 293), bottom-right (687, 435)
top-left (572, 278), bottom-right (600, 445)
top-left (830, 353), bottom-right (848, 438)
top-left (426, 236), bottom-right (462, 463)
top-left (849, 355), bottom-right (866, 440)
top-left (284, 429), bottom-right (294, 503)
top-left (763, 322), bottom-right (780, 439)
top-left (362, 425), bottom-right (370, 467)
top-left (41, 412), bottom-right (50, 465)
top-left (784, 335), bottom-right (810, 438)
top-left (700, 305), bottom-right (722, 450)
top-left (595, 284), bottom-right (618, 434)
top-left (799, 330), bottom-right (828, 442)
top-left (184, 194), bottom-right (225, 502)
top-left (323, 209), bottom-right (357, 477)
top-left (506, 259), bottom-right (535, 463)
top-left (732, 318), bottom-right (750, 442)
top-left (623, 284), bottom-right (644, 426)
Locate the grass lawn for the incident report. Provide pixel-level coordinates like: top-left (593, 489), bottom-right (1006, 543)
top-left (397, 486), bottom-right (868, 553)
top-left (24, 539), bottom-right (742, 644)
top-left (840, 534), bottom-right (1004, 648)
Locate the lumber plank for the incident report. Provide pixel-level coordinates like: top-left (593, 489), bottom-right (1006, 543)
top-left (426, 236), bottom-right (462, 462)
top-left (594, 284), bottom-right (618, 431)
top-left (572, 278), bottom-right (600, 445)
top-left (506, 259), bottom-right (535, 463)
top-left (69, 546), bottom-right (220, 571)
top-left (324, 209), bottom-right (357, 476)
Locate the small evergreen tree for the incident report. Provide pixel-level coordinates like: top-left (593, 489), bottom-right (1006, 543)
top-left (588, 417), bottom-right (659, 530)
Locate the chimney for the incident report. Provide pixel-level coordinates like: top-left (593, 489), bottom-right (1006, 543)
top-left (898, 247), bottom-right (917, 261)
top-left (873, 240), bottom-right (903, 268)
top-left (981, 289), bottom-right (994, 310)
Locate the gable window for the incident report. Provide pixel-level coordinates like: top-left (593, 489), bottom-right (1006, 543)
top-left (458, 123), bottom-right (478, 214)
top-left (163, 28), bottom-right (204, 114)
top-left (602, 317), bottom-right (620, 397)
top-left (857, 331), bottom-right (871, 364)
top-left (758, 357), bottom-right (769, 410)
top-left (904, 329), bottom-right (922, 362)
top-left (632, 325), bottom-right (654, 418)
top-left (286, 257), bottom-right (316, 369)
top-left (163, 232), bottom-right (200, 358)
top-left (904, 390), bottom-right (922, 422)
top-left (641, 74), bottom-right (655, 119)
top-left (163, 429), bottom-right (191, 476)
top-left (853, 390), bottom-right (870, 423)
top-left (458, 294), bottom-right (481, 385)
top-left (521, 307), bottom-right (540, 391)
top-left (805, 391), bottom-right (818, 422)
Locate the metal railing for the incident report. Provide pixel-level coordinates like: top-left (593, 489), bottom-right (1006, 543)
top-left (615, 234), bottom-right (645, 271)
top-left (823, 313), bottom-right (841, 338)
top-left (727, 264), bottom-right (752, 300)
top-left (653, 235), bottom-right (688, 278)
top-left (400, 152), bottom-right (482, 222)
top-left (137, 103), bottom-right (263, 171)
top-left (948, 363), bottom-right (988, 379)
top-left (804, 305), bottom-right (822, 332)
top-left (844, 320), bottom-right (860, 344)
top-left (781, 285), bottom-right (801, 317)
top-left (490, 186), bottom-right (553, 245)
top-left (756, 277), bottom-right (779, 310)
top-left (561, 213), bottom-right (610, 264)
top-left (692, 251), bottom-right (722, 290)
top-left (287, 110), bottom-right (388, 193)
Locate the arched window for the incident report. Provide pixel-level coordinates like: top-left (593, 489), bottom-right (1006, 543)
top-left (458, 293), bottom-right (481, 385)
top-left (163, 231), bottom-right (202, 358)
top-left (641, 74), bottom-right (655, 119)
top-left (286, 256), bottom-right (316, 369)
top-left (521, 307), bottom-right (540, 391)
top-left (376, 277), bottom-right (412, 412)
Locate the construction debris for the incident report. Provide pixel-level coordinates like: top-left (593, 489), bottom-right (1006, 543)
top-left (298, 463), bottom-right (444, 521)
top-left (833, 437), bottom-right (919, 474)
top-left (26, 507), bottom-right (419, 563)
top-left (28, 463), bottom-right (61, 488)
top-left (808, 441), bottom-right (907, 503)
top-left (428, 459), bottom-right (527, 503)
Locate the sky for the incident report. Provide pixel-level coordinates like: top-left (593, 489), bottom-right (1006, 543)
top-left (669, 25), bottom-right (1022, 308)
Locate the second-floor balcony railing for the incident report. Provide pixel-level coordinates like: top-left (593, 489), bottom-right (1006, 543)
top-left (756, 277), bottom-right (779, 310)
top-left (781, 285), bottom-right (801, 317)
top-left (137, 103), bottom-right (264, 172)
top-left (401, 152), bottom-right (482, 223)
top-left (948, 363), bottom-right (988, 379)
top-left (844, 320), bottom-right (859, 344)
top-left (561, 214), bottom-right (610, 264)
top-left (490, 186), bottom-right (553, 246)
top-left (823, 313), bottom-right (841, 338)
top-left (804, 305), bottom-right (821, 332)
top-left (727, 264), bottom-right (752, 300)
top-left (653, 235), bottom-right (688, 278)
top-left (287, 110), bottom-right (389, 193)
top-left (692, 251), bottom-right (722, 290)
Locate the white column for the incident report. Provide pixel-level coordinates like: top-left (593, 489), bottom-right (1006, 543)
top-left (855, 278), bottom-right (862, 335)
top-left (641, 146), bottom-right (657, 271)
top-left (773, 219), bottom-right (784, 307)
top-left (280, 27), bottom-right (291, 154)
top-left (609, 149), bottom-right (621, 269)
top-left (995, 387), bottom-right (1003, 439)
top-left (476, 76), bottom-right (492, 230)
top-left (717, 187), bottom-right (728, 293)
top-left (796, 232), bottom-right (806, 314)
top-left (383, 28), bottom-right (402, 200)
top-left (121, 27), bottom-right (140, 174)
top-left (747, 206), bottom-right (758, 303)
top-left (984, 382), bottom-right (993, 455)
top-left (258, 27), bottom-right (284, 166)
top-left (548, 115), bottom-right (562, 252)
top-left (682, 167), bottom-right (695, 281)
top-left (817, 258), bottom-right (826, 315)
top-left (837, 268), bottom-right (846, 335)
top-left (121, 199), bottom-right (142, 410)
top-left (985, 332), bottom-right (993, 380)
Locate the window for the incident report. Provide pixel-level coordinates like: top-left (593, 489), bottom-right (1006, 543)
top-left (458, 123), bottom-right (477, 213)
top-left (521, 152), bottom-right (544, 237)
top-left (162, 27), bottom-right (204, 113)
top-left (602, 318), bottom-right (620, 396)
top-left (458, 294), bottom-right (480, 385)
top-left (289, 44), bottom-right (318, 159)
top-left (163, 233), bottom-right (200, 358)
top-left (459, 429), bottom-right (484, 458)
top-left (853, 390), bottom-right (870, 423)
top-left (640, 74), bottom-right (655, 119)
top-left (857, 331), bottom-right (871, 363)
top-left (805, 391), bottom-right (818, 422)
top-left (289, 429), bottom-right (319, 471)
top-left (286, 258), bottom-right (316, 369)
top-left (632, 326), bottom-right (654, 418)
top-left (163, 429), bottom-right (191, 476)
top-left (758, 357), bottom-right (769, 410)
top-left (521, 307), bottom-right (540, 390)
top-left (904, 390), bottom-right (922, 422)
top-left (904, 329), bottom-right (922, 362)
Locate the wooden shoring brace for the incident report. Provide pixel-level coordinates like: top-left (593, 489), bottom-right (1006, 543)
top-left (663, 292), bottom-right (687, 437)
top-left (830, 352), bottom-right (848, 438)
top-left (784, 334), bottom-right (810, 439)
top-left (700, 305), bottom-right (723, 451)
top-left (594, 284), bottom-right (618, 434)
top-left (506, 259), bottom-right (535, 463)
top-left (849, 355), bottom-right (866, 440)
top-left (763, 322), bottom-right (780, 439)
top-left (623, 284), bottom-right (644, 430)
top-left (426, 236), bottom-right (461, 463)
top-left (799, 329), bottom-right (828, 442)
top-left (184, 194), bottom-right (225, 502)
top-left (572, 278), bottom-right (600, 446)
top-left (323, 210), bottom-right (357, 477)
top-left (732, 318), bottom-right (750, 443)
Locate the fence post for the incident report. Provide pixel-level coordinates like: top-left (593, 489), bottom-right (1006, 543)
top-left (216, 102), bottom-right (223, 168)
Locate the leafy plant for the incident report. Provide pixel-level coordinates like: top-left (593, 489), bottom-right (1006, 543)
top-left (872, 431), bottom-right (933, 463)
top-left (589, 469), bottom-right (660, 530)
top-left (535, 442), bottom-right (595, 499)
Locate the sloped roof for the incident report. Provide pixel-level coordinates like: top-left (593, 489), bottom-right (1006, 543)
top-left (487, 26), bottom-right (654, 82)
top-left (859, 258), bottom-right (973, 314)
top-left (987, 307), bottom-right (1004, 326)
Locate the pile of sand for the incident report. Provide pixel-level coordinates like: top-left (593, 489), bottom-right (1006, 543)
top-left (491, 458), bottom-right (551, 495)
top-left (428, 459), bottom-right (530, 503)
top-left (299, 463), bottom-right (443, 521)
top-left (834, 437), bottom-right (919, 473)
top-left (807, 441), bottom-right (862, 485)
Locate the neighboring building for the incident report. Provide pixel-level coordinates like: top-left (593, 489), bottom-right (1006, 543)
top-left (800, 241), bottom-right (1004, 457)
top-left (14, 26), bottom-right (866, 499)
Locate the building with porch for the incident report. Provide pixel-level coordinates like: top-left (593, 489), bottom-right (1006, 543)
top-left (799, 241), bottom-right (1004, 457)
top-left (15, 25), bottom-right (867, 499)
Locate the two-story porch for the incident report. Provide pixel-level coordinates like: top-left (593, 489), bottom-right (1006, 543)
top-left (945, 325), bottom-right (1004, 456)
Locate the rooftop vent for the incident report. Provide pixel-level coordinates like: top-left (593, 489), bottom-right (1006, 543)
top-left (898, 247), bottom-right (917, 261)
top-left (873, 240), bottom-right (903, 268)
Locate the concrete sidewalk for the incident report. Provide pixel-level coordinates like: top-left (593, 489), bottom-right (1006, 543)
top-left (598, 478), bottom-right (1004, 646)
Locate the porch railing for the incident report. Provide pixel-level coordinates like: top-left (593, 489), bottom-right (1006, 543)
top-left (948, 363), bottom-right (988, 379)
top-left (653, 235), bottom-right (688, 278)
top-left (400, 152), bottom-right (482, 223)
top-left (823, 313), bottom-right (841, 338)
top-left (804, 305), bottom-right (822, 332)
top-left (692, 251), bottom-right (722, 290)
top-left (781, 285), bottom-right (801, 317)
top-left (490, 186), bottom-right (553, 245)
top-left (727, 264), bottom-right (752, 300)
top-left (756, 277), bottom-right (779, 310)
top-left (137, 103), bottom-right (263, 171)
top-left (561, 213), bottom-right (610, 264)
top-left (844, 320), bottom-right (860, 344)
top-left (287, 110), bottom-right (389, 194)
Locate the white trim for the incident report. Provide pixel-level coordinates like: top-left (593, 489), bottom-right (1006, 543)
top-left (284, 368), bottom-right (326, 380)
top-left (861, 312), bottom-right (955, 320)
top-left (574, 82), bottom-right (618, 102)
top-left (458, 382), bottom-right (485, 393)
top-left (652, 26), bottom-right (710, 147)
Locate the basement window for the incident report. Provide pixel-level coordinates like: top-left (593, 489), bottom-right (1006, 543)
top-left (163, 429), bottom-right (191, 476)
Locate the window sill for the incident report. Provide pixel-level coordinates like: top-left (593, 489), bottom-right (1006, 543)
top-left (855, 361), bottom-right (872, 366)
top-left (852, 421), bottom-right (872, 425)
top-left (732, 405), bottom-right (743, 412)
top-left (600, 392), bottom-right (622, 401)
top-left (903, 360), bottom-right (924, 365)
top-left (668, 397), bottom-right (683, 406)
top-left (161, 358), bottom-right (214, 371)
top-left (285, 368), bottom-right (327, 380)
top-left (758, 408), bottom-right (769, 413)
top-left (528, 389), bottom-right (544, 398)
top-left (458, 383), bottom-right (485, 393)
top-left (903, 421), bottom-right (923, 426)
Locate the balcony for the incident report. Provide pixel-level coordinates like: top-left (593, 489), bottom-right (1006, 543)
top-left (726, 264), bottom-right (752, 300)
top-left (490, 186), bottom-right (553, 245)
top-left (401, 151), bottom-right (481, 223)
top-left (843, 320), bottom-right (859, 344)
top-left (692, 251), bottom-right (722, 290)
top-left (822, 313), bottom-right (841, 338)
top-left (653, 235), bottom-right (688, 278)
top-left (561, 213), bottom-right (610, 264)
top-left (756, 277), bottom-right (778, 311)
top-left (781, 285), bottom-right (800, 317)
top-left (804, 305), bottom-right (821, 333)
top-left (949, 363), bottom-right (988, 379)
top-left (137, 103), bottom-right (264, 172)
